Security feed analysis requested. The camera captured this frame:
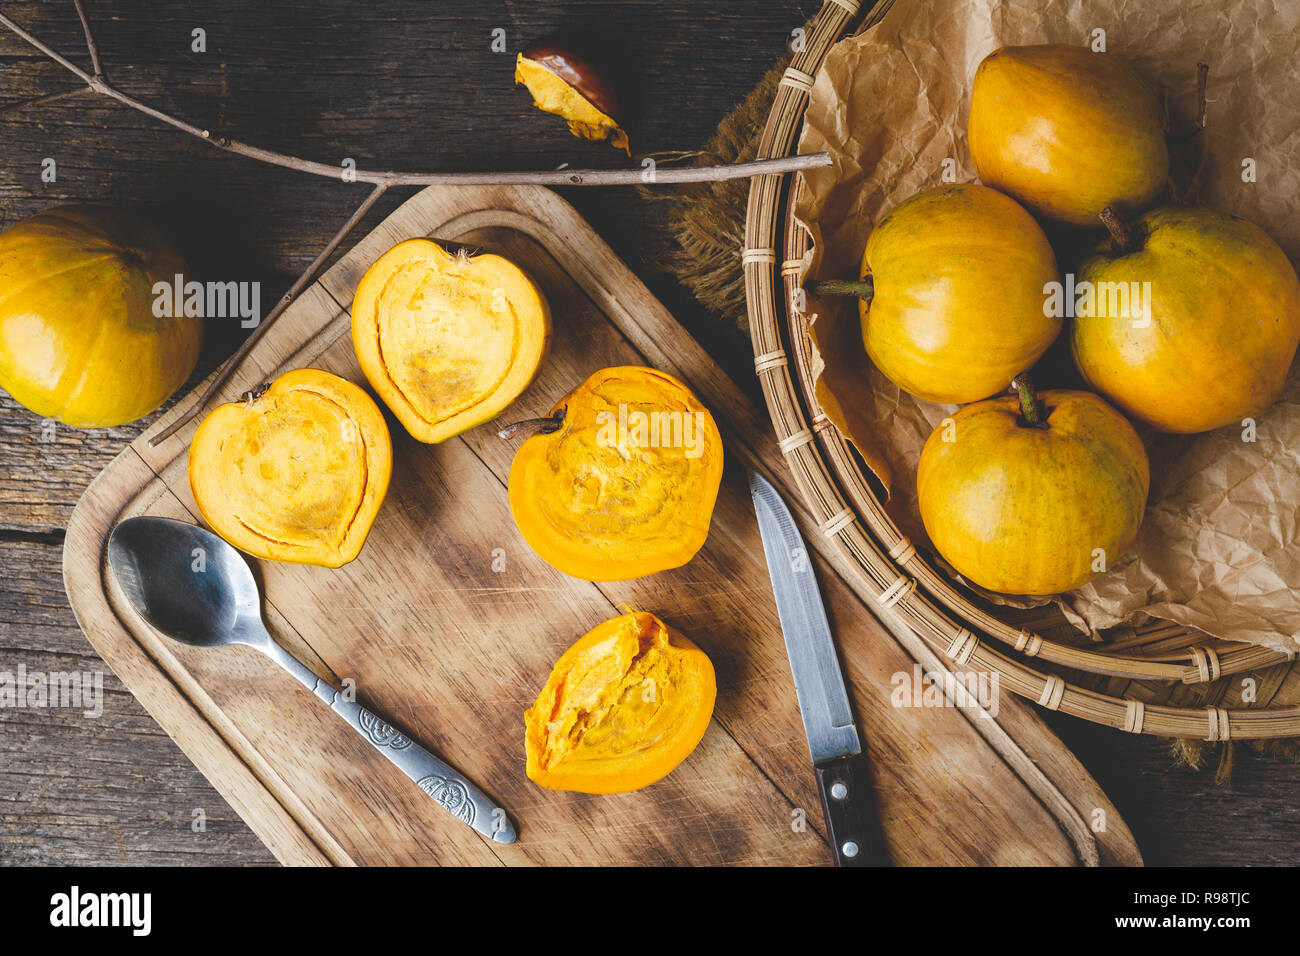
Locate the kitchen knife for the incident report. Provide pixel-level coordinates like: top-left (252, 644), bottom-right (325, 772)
top-left (748, 469), bottom-right (889, 867)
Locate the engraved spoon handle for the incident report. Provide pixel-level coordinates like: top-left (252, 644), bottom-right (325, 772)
top-left (258, 637), bottom-right (517, 845)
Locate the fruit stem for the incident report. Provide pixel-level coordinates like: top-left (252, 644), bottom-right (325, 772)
top-left (1012, 374), bottom-right (1046, 428)
top-left (809, 276), bottom-right (875, 302)
top-left (1099, 206), bottom-right (1137, 254)
top-left (241, 384), bottom-right (269, 406)
top-left (1195, 61), bottom-right (1210, 130)
top-left (498, 407), bottom-right (565, 440)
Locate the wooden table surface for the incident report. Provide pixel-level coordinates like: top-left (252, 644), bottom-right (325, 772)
top-left (2, 0), bottom-right (1297, 867)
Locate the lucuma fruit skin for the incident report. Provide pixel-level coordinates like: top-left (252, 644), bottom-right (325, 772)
top-left (968, 44), bottom-right (1169, 227)
top-left (917, 389), bottom-right (1149, 596)
top-left (1072, 206), bottom-right (1300, 434)
top-left (0, 205), bottom-right (201, 427)
top-left (857, 184), bottom-right (1060, 405)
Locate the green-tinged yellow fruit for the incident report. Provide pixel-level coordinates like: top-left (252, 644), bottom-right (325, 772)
top-left (0, 205), bottom-right (201, 427)
top-left (917, 386), bottom-right (1149, 595)
top-left (969, 45), bottom-right (1169, 227)
top-left (1072, 206), bottom-right (1300, 434)
top-left (853, 184), bottom-right (1060, 405)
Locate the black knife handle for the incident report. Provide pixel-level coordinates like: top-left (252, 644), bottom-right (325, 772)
top-left (815, 753), bottom-right (890, 867)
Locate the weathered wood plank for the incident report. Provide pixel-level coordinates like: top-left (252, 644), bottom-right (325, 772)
top-left (0, 539), bottom-right (276, 865)
top-left (1044, 713), bottom-right (1300, 866)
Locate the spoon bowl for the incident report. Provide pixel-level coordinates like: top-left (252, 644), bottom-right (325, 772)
top-left (108, 516), bottom-right (262, 648)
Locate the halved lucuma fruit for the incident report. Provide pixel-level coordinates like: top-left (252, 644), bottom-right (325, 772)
top-left (515, 42), bottom-right (630, 154)
top-left (525, 610), bottom-right (716, 794)
top-left (188, 368), bottom-right (392, 568)
top-left (507, 366), bottom-right (724, 581)
top-left (351, 239), bottom-right (551, 443)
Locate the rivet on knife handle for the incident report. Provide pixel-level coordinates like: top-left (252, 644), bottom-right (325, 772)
top-left (815, 753), bottom-right (889, 867)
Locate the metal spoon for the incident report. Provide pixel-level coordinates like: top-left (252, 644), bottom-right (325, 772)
top-left (107, 515), bottom-right (517, 845)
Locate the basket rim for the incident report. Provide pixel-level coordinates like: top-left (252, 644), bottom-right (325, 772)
top-left (740, 0), bottom-right (1300, 739)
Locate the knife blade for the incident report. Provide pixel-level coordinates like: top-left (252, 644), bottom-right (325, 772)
top-left (749, 469), bottom-right (889, 867)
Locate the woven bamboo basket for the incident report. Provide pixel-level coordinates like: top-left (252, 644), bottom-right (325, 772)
top-left (742, 0), bottom-right (1300, 740)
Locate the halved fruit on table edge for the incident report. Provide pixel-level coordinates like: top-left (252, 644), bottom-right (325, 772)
top-left (968, 44), bottom-right (1169, 227)
top-left (351, 239), bottom-right (551, 443)
top-left (1072, 205), bottom-right (1300, 434)
top-left (525, 610), bottom-right (716, 794)
top-left (916, 380), bottom-right (1150, 596)
top-left (0, 205), bottom-right (202, 428)
top-left (812, 184), bottom-right (1061, 405)
top-left (188, 368), bottom-right (392, 568)
top-left (506, 366), bottom-right (724, 582)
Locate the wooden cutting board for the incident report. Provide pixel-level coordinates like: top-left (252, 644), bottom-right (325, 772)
top-left (62, 184), bottom-right (1141, 866)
